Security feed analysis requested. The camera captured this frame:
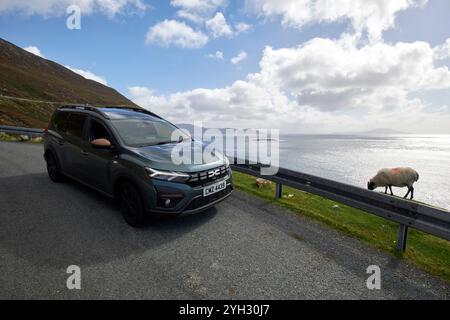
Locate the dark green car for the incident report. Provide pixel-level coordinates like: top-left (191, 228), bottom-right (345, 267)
top-left (43, 105), bottom-right (233, 227)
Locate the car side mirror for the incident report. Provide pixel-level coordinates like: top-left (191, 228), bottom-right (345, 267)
top-left (91, 138), bottom-right (112, 149)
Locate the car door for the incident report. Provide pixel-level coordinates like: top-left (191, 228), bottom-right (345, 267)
top-left (79, 117), bottom-right (117, 193)
top-left (48, 111), bottom-right (70, 172)
top-left (62, 113), bottom-right (88, 180)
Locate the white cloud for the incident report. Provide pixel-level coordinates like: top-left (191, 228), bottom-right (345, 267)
top-left (171, 0), bottom-right (226, 23)
top-left (245, 0), bottom-right (427, 42)
top-left (171, 0), bottom-right (226, 10)
top-left (146, 19), bottom-right (208, 49)
top-left (176, 10), bottom-right (204, 23)
top-left (127, 81), bottom-right (360, 133)
top-left (255, 36), bottom-right (450, 111)
top-left (23, 46), bottom-right (44, 58)
top-left (128, 86), bottom-right (167, 106)
top-left (65, 66), bottom-right (108, 85)
top-left (207, 51), bottom-right (224, 60)
top-left (231, 51), bottom-right (247, 64)
top-left (128, 35), bottom-right (450, 133)
top-left (235, 22), bottom-right (252, 34)
top-left (0, 0), bottom-right (147, 17)
top-left (205, 13), bottom-right (253, 38)
top-left (434, 38), bottom-right (450, 60)
top-left (206, 12), bottom-right (233, 38)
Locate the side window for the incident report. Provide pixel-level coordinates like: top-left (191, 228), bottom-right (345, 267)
top-left (53, 112), bottom-right (69, 132)
top-left (90, 120), bottom-right (111, 142)
top-left (65, 114), bottom-right (87, 139)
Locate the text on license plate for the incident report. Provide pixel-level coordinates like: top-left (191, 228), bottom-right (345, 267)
top-left (203, 180), bottom-right (227, 197)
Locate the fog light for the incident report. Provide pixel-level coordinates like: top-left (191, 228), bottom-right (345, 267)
top-left (155, 186), bottom-right (185, 208)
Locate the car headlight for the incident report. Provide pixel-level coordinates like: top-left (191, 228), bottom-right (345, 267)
top-left (145, 167), bottom-right (190, 183)
top-left (224, 156), bottom-right (230, 168)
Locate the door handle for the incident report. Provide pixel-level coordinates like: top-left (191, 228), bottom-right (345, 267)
top-left (81, 150), bottom-right (89, 156)
top-left (57, 140), bottom-right (65, 146)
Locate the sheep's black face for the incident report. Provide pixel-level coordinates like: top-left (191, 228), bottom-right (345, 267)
top-left (368, 182), bottom-right (376, 190)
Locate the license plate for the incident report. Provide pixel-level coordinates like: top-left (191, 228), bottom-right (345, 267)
top-left (203, 180), bottom-right (227, 197)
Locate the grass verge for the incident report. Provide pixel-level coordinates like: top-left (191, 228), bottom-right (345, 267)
top-left (232, 171), bottom-right (450, 282)
top-left (0, 132), bottom-right (43, 143)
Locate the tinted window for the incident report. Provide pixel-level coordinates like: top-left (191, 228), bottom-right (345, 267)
top-left (65, 114), bottom-right (86, 138)
top-left (53, 112), bottom-right (69, 132)
top-left (89, 120), bottom-right (110, 141)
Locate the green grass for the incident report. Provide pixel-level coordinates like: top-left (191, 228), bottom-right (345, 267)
top-left (0, 132), bottom-right (43, 144)
top-left (233, 171), bottom-right (450, 282)
top-left (0, 133), bottom-right (20, 142)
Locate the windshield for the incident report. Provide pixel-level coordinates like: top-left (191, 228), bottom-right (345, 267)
top-left (111, 119), bottom-right (190, 147)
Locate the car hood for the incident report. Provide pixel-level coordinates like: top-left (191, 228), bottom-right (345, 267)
top-left (128, 140), bottom-right (227, 172)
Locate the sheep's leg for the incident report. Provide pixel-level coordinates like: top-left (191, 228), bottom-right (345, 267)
top-left (404, 187), bottom-right (411, 199)
top-left (384, 186), bottom-right (388, 194)
top-left (389, 186), bottom-right (394, 196)
top-left (410, 187), bottom-right (414, 200)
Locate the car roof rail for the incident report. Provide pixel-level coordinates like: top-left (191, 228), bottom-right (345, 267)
top-left (58, 104), bottom-right (109, 118)
top-left (100, 106), bottom-right (163, 119)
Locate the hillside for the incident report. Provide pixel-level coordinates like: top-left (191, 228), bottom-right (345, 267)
top-left (0, 38), bottom-right (137, 128)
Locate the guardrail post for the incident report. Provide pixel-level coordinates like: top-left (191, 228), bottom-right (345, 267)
top-left (396, 224), bottom-right (409, 252)
top-left (275, 183), bottom-right (283, 199)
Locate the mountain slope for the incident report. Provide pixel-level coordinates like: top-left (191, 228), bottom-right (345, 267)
top-left (0, 38), bottom-right (137, 127)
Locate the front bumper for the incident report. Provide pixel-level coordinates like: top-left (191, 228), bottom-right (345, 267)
top-left (143, 176), bottom-right (233, 215)
top-left (180, 184), bottom-right (233, 215)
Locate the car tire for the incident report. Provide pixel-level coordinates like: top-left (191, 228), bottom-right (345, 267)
top-left (118, 181), bottom-right (146, 227)
top-left (45, 152), bottom-right (64, 182)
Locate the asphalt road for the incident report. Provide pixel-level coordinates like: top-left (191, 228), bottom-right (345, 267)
top-left (0, 141), bottom-right (449, 299)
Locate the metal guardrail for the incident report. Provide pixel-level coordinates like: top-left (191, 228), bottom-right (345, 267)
top-left (1, 125), bottom-right (449, 252)
top-left (231, 161), bottom-right (450, 252)
top-left (0, 125), bottom-right (44, 137)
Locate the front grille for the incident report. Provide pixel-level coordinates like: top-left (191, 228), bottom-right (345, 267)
top-left (186, 165), bottom-right (229, 187)
top-left (185, 185), bottom-right (232, 211)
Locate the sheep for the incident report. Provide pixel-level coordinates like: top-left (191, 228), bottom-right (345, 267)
top-left (367, 167), bottom-right (419, 199)
top-left (255, 178), bottom-right (272, 188)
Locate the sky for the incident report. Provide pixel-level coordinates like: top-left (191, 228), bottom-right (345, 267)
top-left (1, 0), bottom-right (450, 133)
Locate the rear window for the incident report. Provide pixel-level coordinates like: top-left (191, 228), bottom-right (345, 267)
top-left (65, 113), bottom-right (87, 139)
top-left (53, 112), bottom-right (69, 132)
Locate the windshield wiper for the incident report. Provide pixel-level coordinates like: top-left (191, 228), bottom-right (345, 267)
top-left (154, 140), bottom-right (180, 146)
top-left (133, 142), bottom-right (172, 147)
top-left (155, 136), bottom-right (189, 145)
top-left (135, 137), bottom-right (188, 147)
